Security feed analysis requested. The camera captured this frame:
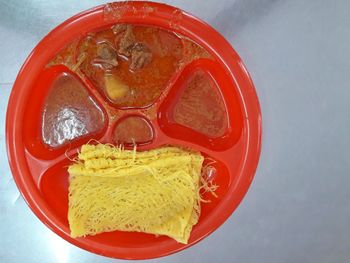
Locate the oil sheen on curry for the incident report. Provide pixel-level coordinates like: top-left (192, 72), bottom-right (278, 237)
top-left (42, 23), bottom-right (228, 147)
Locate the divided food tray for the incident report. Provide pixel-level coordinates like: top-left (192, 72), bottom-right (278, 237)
top-left (6, 2), bottom-right (261, 259)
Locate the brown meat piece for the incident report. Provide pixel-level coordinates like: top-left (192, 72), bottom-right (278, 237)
top-left (95, 42), bottom-right (118, 70)
top-left (112, 24), bottom-right (127, 35)
top-left (97, 42), bottom-right (116, 60)
top-left (130, 43), bottom-right (152, 71)
top-left (118, 25), bottom-right (136, 57)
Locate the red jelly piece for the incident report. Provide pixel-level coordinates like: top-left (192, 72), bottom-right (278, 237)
top-left (172, 70), bottom-right (228, 138)
top-left (42, 72), bottom-right (105, 147)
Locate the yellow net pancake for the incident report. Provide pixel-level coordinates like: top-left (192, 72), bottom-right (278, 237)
top-left (68, 144), bottom-right (204, 244)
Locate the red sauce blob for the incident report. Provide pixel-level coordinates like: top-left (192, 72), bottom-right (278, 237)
top-left (173, 71), bottom-right (228, 138)
top-left (79, 26), bottom-right (183, 108)
top-left (113, 116), bottom-right (153, 144)
top-left (42, 72), bottom-right (105, 147)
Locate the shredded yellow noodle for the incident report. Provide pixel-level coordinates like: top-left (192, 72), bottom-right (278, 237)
top-left (68, 144), bottom-right (206, 244)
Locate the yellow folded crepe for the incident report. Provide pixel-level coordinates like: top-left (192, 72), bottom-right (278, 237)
top-left (67, 144), bottom-right (204, 244)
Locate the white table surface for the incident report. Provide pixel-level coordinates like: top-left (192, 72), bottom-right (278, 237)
top-left (1, 0), bottom-right (350, 262)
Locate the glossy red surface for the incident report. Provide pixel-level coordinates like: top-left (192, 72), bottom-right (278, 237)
top-left (113, 115), bottom-right (154, 145)
top-left (6, 1), bottom-right (261, 260)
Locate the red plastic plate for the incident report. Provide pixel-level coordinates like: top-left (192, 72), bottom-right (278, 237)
top-left (6, 1), bottom-right (261, 260)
